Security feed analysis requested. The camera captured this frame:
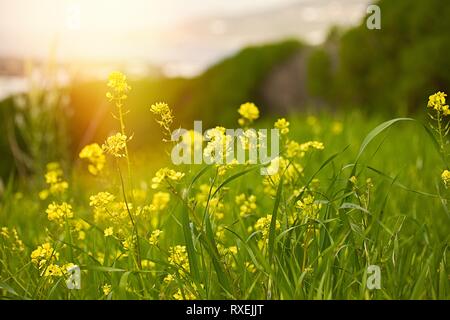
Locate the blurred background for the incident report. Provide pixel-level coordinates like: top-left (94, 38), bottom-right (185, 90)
top-left (1, 0), bottom-right (450, 184)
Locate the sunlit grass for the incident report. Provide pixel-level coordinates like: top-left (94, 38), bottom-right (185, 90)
top-left (0, 75), bottom-right (449, 300)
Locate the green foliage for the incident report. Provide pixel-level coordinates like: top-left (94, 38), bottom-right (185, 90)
top-left (340, 0), bottom-right (450, 111)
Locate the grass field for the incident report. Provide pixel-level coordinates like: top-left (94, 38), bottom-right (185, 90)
top-left (0, 74), bottom-right (449, 300)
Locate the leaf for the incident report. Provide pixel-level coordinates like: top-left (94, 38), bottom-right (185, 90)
top-left (340, 202), bottom-right (371, 214)
top-left (268, 177), bottom-right (283, 262)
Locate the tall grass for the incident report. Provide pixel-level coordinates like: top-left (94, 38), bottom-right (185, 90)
top-left (0, 76), bottom-right (448, 300)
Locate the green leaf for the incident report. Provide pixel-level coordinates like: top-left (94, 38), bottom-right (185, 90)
top-left (268, 177), bottom-right (283, 262)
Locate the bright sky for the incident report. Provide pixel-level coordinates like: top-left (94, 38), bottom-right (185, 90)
top-left (0, 0), bottom-right (296, 56)
top-left (0, 0), bottom-right (368, 77)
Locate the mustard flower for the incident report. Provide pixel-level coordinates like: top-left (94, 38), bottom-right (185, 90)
top-left (150, 102), bottom-right (174, 134)
top-left (151, 168), bottom-right (185, 189)
top-left (168, 245), bottom-right (190, 275)
top-left (235, 193), bottom-right (257, 217)
top-left (106, 71), bottom-right (131, 102)
top-left (102, 133), bottom-right (128, 157)
top-left (149, 229), bottom-right (163, 246)
top-left (238, 102), bottom-right (259, 126)
top-left (79, 143), bottom-right (106, 175)
top-left (428, 91), bottom-right (449, 115)
top-left (442, 169), bottom-right (450, 187)
top-left (31, 242), bottom-right (59, 269)
top-left (104, 227), bottom-right (114, 237)
top-left (296, 195), bottom-right (322, 220)
top-left (46, 202), bottom-right (74, 225)
top-left (274, 118), bottom-right (290, 135)
top-left (254, 214), bottom-right (280, 239)
top-left (102, 284), bottom-right (112, 296)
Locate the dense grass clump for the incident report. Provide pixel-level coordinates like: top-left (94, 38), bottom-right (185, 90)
top-left (0, 74), bottom-right (448, 300)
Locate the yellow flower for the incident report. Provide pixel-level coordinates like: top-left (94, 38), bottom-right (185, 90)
top-left (46, 202), bottom-right (74, 225)
top-left (238, 102), bottom-right (259, 126)
top-left (102, 284), bottom-right (112, 296)
top-left (43, 264), bottom-right (64, 277)
top-left (173, 288), bottom-right (196, 300)
top-left (151, 168), bottom-right (184, 189)
top-left (149, 229), bottom-right (163, 245)
top-left (106, 71), bottom-right (131, 102)
top-left (296, 195), bottom-right (322, 220)
top-left (245, 262), bottom-right (257, 273)
top-left (0, 227), bottom-right (9, 238)
top-left (228, 246), bottom-right (238, 255)
top-left (285, 140), bottom-right (301, 158)
top-left (141, 259), bottom-right (156, 269)
top-left (168, 245), bottom-right (190, 275)
top-left (331, 121), bottom-right (343, 135)
top-left (164, 274), bottom-right (175, 283)
top-left (89, 192), bottom-right (115, 208)
top-left (442, 169), bottom-right (450, 187)
top-left (149, 192), bottom-right (171, 212)
top-left (104, 227), bottom-right (114, 237)
top-left (300, 141), bottom-right (324, 152)
top-left (39, 189), bottom-right (49, 200)
top-left (150, 102), bottom-right (174, 134)
top-left (235, 193), bottom-right (257, 217)
top-left (274, 118), bottom-right (290, 135)
top-left (428, 91), bottom-right (449, 114)
top-left (102, 133), bottom-right (128, 157)
top-left (254, 214), bottom-right (280, 239)
top-left (31, 242), bottom-right (59, 269)
top-left (44, 162), bottom-right (69, 195)
top-left (79, 143), bottom-right (106, 175)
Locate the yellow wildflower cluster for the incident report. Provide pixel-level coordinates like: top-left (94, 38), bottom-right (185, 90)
top-left (149, 229), bottom-right (163, 246)
top-left (245, 262), bottom-right (257, 273)
top-left (274, 118), bottom-right (290, 135)
top-left (104, 227), bottom-right (114, 237)
top-left (72, 218), bottom-right (90, 240)
top-left (90, 192), bottom-right (115, 208)
top-left (89, 192), bottom-right (130, 231)
top-left (149, 192), bottom-right (171, 212)
top-left (141, 259), bottom-right (156, 269)
top-left (167, 245), bottom-right (190, 276)
top-left (151, 168), bottom-right (185, 189)
top-left (331, 121), bottom-right (343, 135)
top-left (263, 156), bottom-right (303, 195)
top-left (0, 227), bottom-right (25, 252)
top-left (102, 284), bottom-right (112, 296)
top-left (296, 195), bottom-right (322, 220)
top-left (235, 193), bottom-right (257, 217)
top-left (102, 133), bottom-right (128, 157)
top-left (255, 214), bottom-right (280, 239)
top-left (284, 140), bottom-right (324, 159)
top-left (238, 102), bottom-right (259, 126)
top-left (46, 202), bottom-right (74, 225)
top-left (428, 91), bottom-right (449, 115)
top-left (106, 71), bottom-right (131, 103)
top-left (31, 242), bottom-right (59, 269)
top-left (173, 288), bottom-right (197, 300)
top-left (79, 143), bottom-right (105, 175)
top-left (39, 162), bottom-right (68, 199)
top-left (150, 102), bottom-right (174, 136)
top-left (442, 170), bottom-right (450, 187)
top-left (203, 126), bottom-right (233, 164)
